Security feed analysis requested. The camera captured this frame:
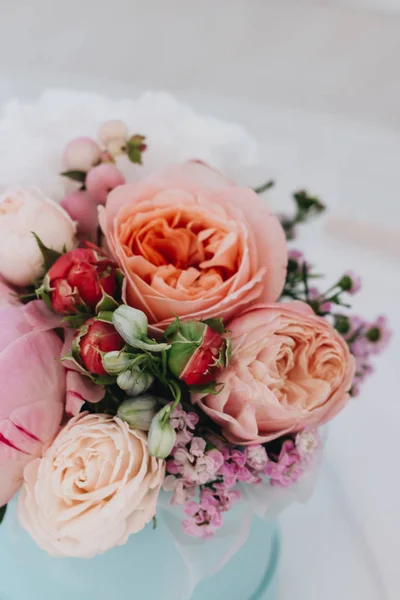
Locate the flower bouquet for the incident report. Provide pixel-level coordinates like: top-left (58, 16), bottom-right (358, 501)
top-left (0, 92), bottom-right (390, 600)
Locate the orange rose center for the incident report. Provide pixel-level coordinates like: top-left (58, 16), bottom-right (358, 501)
top-left (119, 208), bottom-right (241, 293)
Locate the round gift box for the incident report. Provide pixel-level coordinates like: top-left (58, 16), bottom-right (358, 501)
top-left (0, 499), bottom-right (279, 600)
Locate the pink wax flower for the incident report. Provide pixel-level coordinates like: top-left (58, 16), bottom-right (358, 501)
top-left (245, 445), bottom-right (269, 472)
top-left (182, 498), bottom-right (223, 539)
top-left (266, 440), bottom-right (303, 487)
top-left (366, 315), bottom-right (392, 354)
top-left (163, 475), bottom-right (196, 505)
top-left (295, 429), bottom-right (321, 464)
top-left (0, 292), bottom-right (65, 507)
top-left (170, 406), bottom-right (199, 448)
top-left (167, 437), bottom-right (224, 486)
top-left (201, 485), bottom-right (241, 513)
top-left (218, 447), bottom-right (260, 487)
top-left (340, 271), bottom-right (362, 295)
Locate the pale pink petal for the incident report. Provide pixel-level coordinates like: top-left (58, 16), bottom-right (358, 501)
top-left (23, 299), bottom-right (63, 331)
top-left (66, 370), bottom-right (105, 416)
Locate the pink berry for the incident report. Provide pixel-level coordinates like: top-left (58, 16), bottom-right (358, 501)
top-left (98, 120), bottom-right (128, 146)
top-left (63, 137), bottom-right (102, 172)
top-left (85, 164), bottom-right (126, 206)
top-left (60, 191), bottom-right (99, 241)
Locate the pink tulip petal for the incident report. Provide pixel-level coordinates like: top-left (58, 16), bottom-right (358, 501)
top-left (23, 299), bottom-right (63, 331)
top-left (66, 370), bottom-right (105, 416)
top-left (0, 326), bottom-right (64, 506)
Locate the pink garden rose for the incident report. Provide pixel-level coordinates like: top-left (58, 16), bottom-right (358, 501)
top-left (99, 161), bottom-right (287, 333)
top-left (193, 302), bottom-right (355, 445)
top-left (0, 290), bottom-right (65, 507)
top-left (18, 414), bottom-right (165, 557)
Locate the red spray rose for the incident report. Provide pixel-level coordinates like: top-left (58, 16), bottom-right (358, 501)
top-left (46, 243), bottom-right (118, 314)
top-left (74, 318), bottom-right (124, 376)
top-left (165, 319), bottom-right (230, 387)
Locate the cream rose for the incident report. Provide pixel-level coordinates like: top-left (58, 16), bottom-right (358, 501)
top-left (18, 414), bottom-right (165, 558)
top-left (0, 187), bottom-right (76, 286)
top-left (193, 302), bottom-right (355, 444)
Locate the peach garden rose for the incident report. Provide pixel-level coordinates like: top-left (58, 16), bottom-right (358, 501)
top-left (193, 302), bottom-right (355, 445)
top-left (18, 414), bottom-right (165, 558)
top-left (99, 161), bottom-right (287, 333)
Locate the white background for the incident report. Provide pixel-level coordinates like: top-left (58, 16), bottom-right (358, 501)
top-left (0, 1), bottom-right (399, 599)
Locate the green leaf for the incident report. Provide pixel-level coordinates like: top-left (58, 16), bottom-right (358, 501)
top-left (188, 381), bottom-right (224, 395)
top-left (95, 291), bottom-right (120, 313)
top-left (293, 190), bottom-right (326, 216)
top-left (61, 313), bottom-right (91, 329)
top-left (91, 373), bottom-right (116, 386)
top-left (126, 135), bottom-right (147, 165)
top-left (0, 504), bottom-right (7, 525)
top-left (31, 232), bottom-right (63, 271)
top-left (60, 170), bottom-right (86, 184)
top-left (202, 317), bottom-right (225, 334)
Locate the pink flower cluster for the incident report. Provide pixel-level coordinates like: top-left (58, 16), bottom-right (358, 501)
top-left (343, 314), bottom-right (391, 395)
top-left (165, 405), bottom-right (321, 537)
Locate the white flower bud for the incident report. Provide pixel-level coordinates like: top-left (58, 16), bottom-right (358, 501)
top-left (117, 395), bottom-right (158, 431)
top-left (117, 368), bottom-right (154, 396)
top-left (148, 406), bottom-right (176, 459)
top-left (102, 350), bottom-right (133, 375)
top-left (112, 305), bottom-right (148, 344)
top-left (112, 305), bottom-right (170, 353)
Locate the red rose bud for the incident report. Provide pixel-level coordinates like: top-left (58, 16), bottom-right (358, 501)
top-left (166, 319), bottom-right (230, 386)
top-left (47, 243), bottom-right (118, 314)
top-left (75, 318), bottom-right (124, 375)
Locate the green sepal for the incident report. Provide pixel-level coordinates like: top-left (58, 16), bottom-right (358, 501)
top-left (95, 291), bottom-right (120, 313)
top-left (164, 316), bottom-right (181, 339)
top-left (60, 170), bottom-right (86, 184)
top-left (213, 338), bottom-right (231, 369)
top-left (35, 276), bottom-right (55, 311)
top-left (126, 135), bottom-right (146, 165)
top-left (202, 317), bottom-right (226, 335)
top-left (0, 504), bottom-right (7, 525)
top-left (61, 350), bottom-right (116, 385)
top-left (31, 232), bottom-right (64, 271)
top-left (60, 352), bottom-right (85, 376)
top-left (96, 310), bottom-right (114, 324)
top-left (91, 373), bottom-right (116, 386)
top-left (188, 381), bottom-right (224, 395)
top-left (62, 313), bottom-right (91, 329)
